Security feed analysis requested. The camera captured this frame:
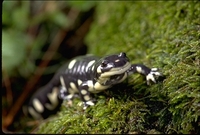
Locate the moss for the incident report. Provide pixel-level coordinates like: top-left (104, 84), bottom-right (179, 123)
top-left (36, 1), bottom-right (200, 134)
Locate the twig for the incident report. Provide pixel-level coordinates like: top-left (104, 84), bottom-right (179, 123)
top-left (2, 30), bottom-right (66, 129)
top-left (3, 6), bottom-right (81, 130)
top-left (2, 69), bottom-right (13, 109)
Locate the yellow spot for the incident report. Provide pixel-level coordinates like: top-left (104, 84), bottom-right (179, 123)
top-left (68, 88), bottom-right (76, 94)
top-left (86, 101), bottom-right (94, 106)
top-left (97, 66), bottom-right (101, 73)
top-left (66, 94), bottom-right (74, 99)
top-left (28, 107), bottom-right (42, 119)
top-left (136, 66), bottom-right (143, 73)
top-left (87, 60), bottom-right (96, 69)
top-left (84, 95), bottom-right (90, 101)
top-left (87, 80), bottom-right (94, 91)
top-left (115, 59), bottom-right (120, 62)
top-left (33, 98), bottom-right (44, 113)
top-left (68, 59), bottom-right (76, 69)
top-left (91, 65), bottom-right (95, 71)
top-left (60, 76), bottom-right (66, 88)
top-left (81, 89), bottom-right (87, 95)
top-left (70, 82), bottom-right (79, 92)
top-left (77, 79), bottom-right (82, 85)
top-left (93, 82), bottom-right (110, 92)
top-left (45, 87), bottom-right (59, 110)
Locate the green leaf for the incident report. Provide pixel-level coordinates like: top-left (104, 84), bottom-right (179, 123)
top-left (67, 1), bottom-right (96, 11)
top-left (2, 30), bottom-right (28, 74)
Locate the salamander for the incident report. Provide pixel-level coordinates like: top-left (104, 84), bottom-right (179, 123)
top-left (24, 52), bottom-right (162, 119)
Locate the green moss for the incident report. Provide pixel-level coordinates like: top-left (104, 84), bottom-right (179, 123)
top-left (36, 1), bottom-right (200, 134)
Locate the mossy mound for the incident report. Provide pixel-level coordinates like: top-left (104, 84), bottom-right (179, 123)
top-left (36, 1), bottom-right (200, 134)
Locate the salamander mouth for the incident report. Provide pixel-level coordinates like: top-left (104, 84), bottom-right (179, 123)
top-left (100, 62), bottom-right (131, 78)
top-left (105, 74), bottom-right (124, 85)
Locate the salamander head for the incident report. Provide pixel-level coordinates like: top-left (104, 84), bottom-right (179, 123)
top-left (94, 52), bottom-right (131, 86)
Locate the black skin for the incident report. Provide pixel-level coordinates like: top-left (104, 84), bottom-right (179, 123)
top-left (25, 52), bottom-right (162, 119)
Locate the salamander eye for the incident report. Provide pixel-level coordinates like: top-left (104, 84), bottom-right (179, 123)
top-left (101, 60), bottom-right (108, 67)
top-left (119, 52), bottom-right (126, 57)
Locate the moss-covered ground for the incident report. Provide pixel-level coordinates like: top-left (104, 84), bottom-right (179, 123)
top-left (36, 1), bottom-right (200, 134)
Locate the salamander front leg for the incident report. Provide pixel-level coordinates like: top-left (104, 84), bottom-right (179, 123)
top-left (78, 82), bottom-right (96, 110)
top-left (58, 76), bottom-right (78, 106)
top-left (127, 64), bottom-right (162, 85)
